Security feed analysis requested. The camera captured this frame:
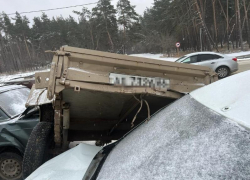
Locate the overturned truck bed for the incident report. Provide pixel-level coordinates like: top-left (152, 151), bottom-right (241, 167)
top-left (26, 46), bottom-right (218, 147)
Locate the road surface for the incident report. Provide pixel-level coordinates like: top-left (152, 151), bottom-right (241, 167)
top-left (238, 60), bottom-right (250, 73)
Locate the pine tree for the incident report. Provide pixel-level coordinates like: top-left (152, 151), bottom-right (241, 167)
top-left (32, 13), bottom-right (51, 50)
top-left (74, 7), bottom-right (95, 49)
top-left (117, 0), bottom-right (138, 54)
top-left (92, 0), bottom-right (118, 52)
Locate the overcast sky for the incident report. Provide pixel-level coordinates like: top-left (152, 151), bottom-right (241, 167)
top-left (2, 0), bottom-right (154, 23)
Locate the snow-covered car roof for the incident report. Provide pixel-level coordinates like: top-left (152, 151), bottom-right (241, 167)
top-left (190, 70), bottom-right (250, 129)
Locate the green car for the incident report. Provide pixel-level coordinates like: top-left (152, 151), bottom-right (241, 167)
top-left (0, 85), bottom-right (39, 180)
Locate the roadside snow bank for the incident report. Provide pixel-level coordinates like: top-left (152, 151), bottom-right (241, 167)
top-left (130, 54), bottom-right (177, 62)
top-left (0, 69), bottom-right (49, 83)
top-left (226, 51), bottom-right (250, 57)
top-left (0, 72), bottom-right (35, 83)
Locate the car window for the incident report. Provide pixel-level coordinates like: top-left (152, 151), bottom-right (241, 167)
top-left (0, 108), bottom-right (9, 121)
top-left (181, 55), bottom-right (198, 64)
top-left (198, 54), bottom-right (222, 62)
top-left (214, 55), bottom-right (223, 59)
top-left (175, 56), bottom-right (187, 62)
top-left (0, 88), bottom-right (30, 117)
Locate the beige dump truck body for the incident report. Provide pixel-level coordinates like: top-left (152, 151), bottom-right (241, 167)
top-left (26, 46), bottom-right (218, 147)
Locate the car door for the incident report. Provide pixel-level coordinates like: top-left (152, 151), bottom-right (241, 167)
top-left (197, 54), bottom-right (222, 70)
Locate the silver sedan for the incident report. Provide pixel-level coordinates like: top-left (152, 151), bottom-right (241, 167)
top-left (175, 52), bottom-right (238, 78)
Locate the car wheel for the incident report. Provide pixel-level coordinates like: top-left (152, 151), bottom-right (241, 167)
top-left (0, 152), bottom-right (22, 180)
top-left (216, 66), bottom-right (230, 79)
top-left (22, 122), bottom-right (53, 179)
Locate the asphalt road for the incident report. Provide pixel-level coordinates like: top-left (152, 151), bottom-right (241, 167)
top-left (237, 60), bottom-right (250, 73)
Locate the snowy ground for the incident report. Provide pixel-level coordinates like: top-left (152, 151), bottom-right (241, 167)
top-left (131, 51), bottom-right (250, 62)
top-left (0, 72), bottom-right (35, 83)
top-left (0, 69), bottom-right (49, 83)
top-left (130, 53), bottom-right (178, 62)
top-left (227, 51), bottom-right (250, 58)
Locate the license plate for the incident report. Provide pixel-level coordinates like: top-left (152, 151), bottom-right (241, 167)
top-left (109, 73), bottom-right (169, 90)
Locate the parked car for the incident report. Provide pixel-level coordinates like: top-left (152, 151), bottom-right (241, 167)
top-left (175, 52), bottom-right (238, 78)
top-left (0, 85), bottom-right (39, 180)
top-left (27, 70), bottom-right (250, 180)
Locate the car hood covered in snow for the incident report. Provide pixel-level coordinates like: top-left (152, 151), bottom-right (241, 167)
top-left (190, 70), bottom-right (250, 129)
top-left (95, 71), bottom-right (250, 180)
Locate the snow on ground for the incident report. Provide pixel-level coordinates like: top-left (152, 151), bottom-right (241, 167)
top-left (131, 51), bottom-right (250, 62)
top-left (130, 54), bottom-right (178, 62)
top-left (227, 51), bottom-right (250, 57)
top-left (226, 51), bottom-right (250, 61)
top-left (0, 71), bottom-right (35, 83)
top-left (0, 69), bottom-right (49, 83)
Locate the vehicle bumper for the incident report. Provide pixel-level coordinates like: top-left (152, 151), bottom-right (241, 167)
top-left (230, 63), bottom-right (239, 73)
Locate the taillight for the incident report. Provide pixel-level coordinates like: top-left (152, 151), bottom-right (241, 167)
top-left (232, 58), bottom-right (237, 62)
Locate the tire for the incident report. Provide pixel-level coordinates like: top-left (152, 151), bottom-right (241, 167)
top-left (0, 152), bottom-right (22, 180)
top-left (22, 122), bottom-right (54, 179)
top-left (216, 66), bottom-right (230, 79)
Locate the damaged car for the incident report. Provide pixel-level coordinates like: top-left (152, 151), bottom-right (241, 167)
top-left (27, 70), bottom-right (250, 180)
top-left (0, 85), bottom-right (39, 180)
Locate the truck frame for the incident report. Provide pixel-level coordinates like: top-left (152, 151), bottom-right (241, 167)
top-left (26, 46), bottom-right (218, 147)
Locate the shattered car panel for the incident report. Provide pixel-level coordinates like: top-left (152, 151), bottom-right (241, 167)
top-left (0, 85), bottom-right (39, 153)
top-left (0, 88), bottom-right (30, 117)
top-left (25, 85), bottom-right (54, 107)
top-left (0, 117), bottom-right (39, 154)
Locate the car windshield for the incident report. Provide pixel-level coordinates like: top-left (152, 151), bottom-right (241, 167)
top-left (96, 95), bottom-right (250, 180)
top-left (0, 88), bottom-right (30, 117)
top-left (175, 56), bottom-right (187, 62)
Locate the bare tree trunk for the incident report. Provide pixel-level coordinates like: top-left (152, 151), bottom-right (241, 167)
top-left (217, 0), bottom-right (230, 50)
top-left (212, 0), bottom-right (218, 49)
top-left (227, 0), bottom-right (229, 50)
top-left (243, 0), bottom-right (250, 48)
top-left (236, 0), bottom-right (244, 51)
top-left (235, 0), bottom-right (239, 48)
top-left (106, 29), bottom-right (114, 52)
top-left (95, 33), bottom-right (100, 50)
top-left (103, 14), bottom-right (114, 52)
top-left (194, 0), bottom-right (218, 51)
top-left (122, 14), bottom-right (127, 54)
top-left (88, 24), bottom-right (95, 49)
top-left (9, 44), bottom-right (18, 71)
top-left (23, 35), bottom-right (32, 60)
